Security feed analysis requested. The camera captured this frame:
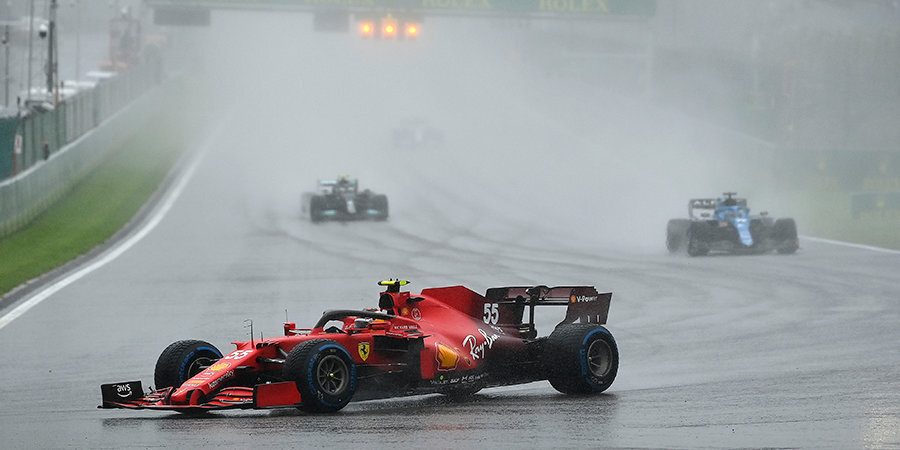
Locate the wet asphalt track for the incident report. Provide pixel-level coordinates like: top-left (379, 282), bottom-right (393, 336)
top-left (2, 13), bottom-right (899, 449)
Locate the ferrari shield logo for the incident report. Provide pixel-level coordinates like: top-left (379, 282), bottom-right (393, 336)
top-left (358, 342), bottom-right (371, 361)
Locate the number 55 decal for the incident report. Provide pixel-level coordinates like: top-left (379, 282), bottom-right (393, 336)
top-left (224, 350), bottom-right (252, 360)
top-left (483, 303), bottom-right (499, 324)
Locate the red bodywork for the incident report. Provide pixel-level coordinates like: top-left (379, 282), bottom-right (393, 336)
top-left (100, 283), bottom-right (611, 412)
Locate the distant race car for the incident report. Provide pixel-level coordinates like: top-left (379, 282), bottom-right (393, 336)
top-left (666, 192), bottom-right (799, 256)
top-left (301, 176), bottom-right (388, 222)
top-left (100, 280), bottom-right (618, 414)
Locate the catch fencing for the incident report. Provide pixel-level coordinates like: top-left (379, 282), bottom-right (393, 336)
top-left (0, 62), bottom-right (162, 238)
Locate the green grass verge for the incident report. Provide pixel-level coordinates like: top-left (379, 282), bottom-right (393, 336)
top-left (782, 190), bottom-right (900, 250)
top-left (0, 87), bottom-right (195, 297)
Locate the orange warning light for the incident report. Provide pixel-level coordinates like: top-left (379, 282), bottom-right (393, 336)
top-left (360, 22), bottom-right (374, 36)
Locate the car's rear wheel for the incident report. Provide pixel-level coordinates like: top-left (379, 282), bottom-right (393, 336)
top-left (667, 219), bottom-right (690, 253)
top-left (542, 324), bottom-right (618, 394)
top-left (309, 196), bottom-right (326, 223)
top-left (154, 340), bottom-right (223, 389)
top-left (687, 222), bottom-right (710, 256)
top-left (373, 195), bottom-right (389, 221)
top-left (284, 339), bottom-right (357, 413)
top-left (774, 218), bottom-right (799, 254)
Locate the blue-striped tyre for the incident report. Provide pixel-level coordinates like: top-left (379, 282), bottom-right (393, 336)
top-left (154, 340), bottom-right (223, 389)
top-left (284, 339), bottom-right (357, 413)
top-left (542, 324), bottom-right (618, 394)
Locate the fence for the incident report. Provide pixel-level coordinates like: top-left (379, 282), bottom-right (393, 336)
top-left (0, 62), bottom-right (163, 238)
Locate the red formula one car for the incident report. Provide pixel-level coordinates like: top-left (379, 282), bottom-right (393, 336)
top-left (100, 280), bottom-right (618, 414)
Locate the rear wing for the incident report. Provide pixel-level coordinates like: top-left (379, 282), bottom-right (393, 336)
top-left (318, 179), bottom-right (358, 186)
top-left (317, 178), bottom-right (358, 193)
top-left (485, 285), bottom-right (611, 327)
top-left (688, 198), bottom-right (717, 219)
top-left (689, 197), bottom-right (747, 219)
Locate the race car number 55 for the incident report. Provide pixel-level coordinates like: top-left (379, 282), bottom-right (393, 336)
top-left (224, 350), bottom-right (252, 360)
top-left (483, 303), bottom-right (499, 325)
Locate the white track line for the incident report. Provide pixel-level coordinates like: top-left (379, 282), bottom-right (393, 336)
top-left (800, 235), bottom-right (900, 255)
top-left (0, 123), bottom-right (224, 331)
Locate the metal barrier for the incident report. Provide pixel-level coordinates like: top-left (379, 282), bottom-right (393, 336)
top-left (0, 63), bottom-right (164, 238)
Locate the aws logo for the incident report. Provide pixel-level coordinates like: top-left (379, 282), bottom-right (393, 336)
top-left (114, 383), bottom-right (133, 398)
top-left (208, 363), bottom-right (230, 372)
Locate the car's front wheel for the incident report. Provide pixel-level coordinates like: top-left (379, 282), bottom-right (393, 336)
top-left (542, 323), bottom-right (618, 394)
top-left (283, 339), bottom-right (357, 413)
top-left (154, 340), bottom-right (223, 389)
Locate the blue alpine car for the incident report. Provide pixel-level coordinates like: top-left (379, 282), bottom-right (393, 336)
top-left (666, 192), bottom-right (799, 256)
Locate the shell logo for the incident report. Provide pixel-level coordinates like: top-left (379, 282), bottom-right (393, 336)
top-left (208, 363), bottom-right (230, 372)
top-left (435, 343), bottom-right (459, 371)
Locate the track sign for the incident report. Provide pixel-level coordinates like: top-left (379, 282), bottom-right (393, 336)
top-left (314, 9), bottom-right (349, 32)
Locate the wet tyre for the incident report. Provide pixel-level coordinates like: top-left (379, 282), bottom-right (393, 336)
top-left (774, 218), bottom-right (799, 254)
top-left (154, 340), bottom-right (223, 389)
top-left (309, 196), bottom-right (326, 223)
top-left (667, 219), bottom-right (690, 253)
top-left (687, 222), bottom-right (710, 256)
top-left (543, 323), bottom-right (618, 394)
top-left (373, 195), bottom-right (389, 221)
top-left (283, 339), bottom-right (357, 413)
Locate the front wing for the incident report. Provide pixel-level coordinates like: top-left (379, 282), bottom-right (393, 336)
top-left (99, 381), bottom-right (302, 412)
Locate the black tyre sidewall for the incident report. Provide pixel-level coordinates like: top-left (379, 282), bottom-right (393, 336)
top-left (543, 324), bottom-right (619, 394)
top-left (284, 340), bottom-right (357, 412)
top-left (687, 221), bottom-right (710, 256)
top-left (774, 218), bottom-right (799, 253)
top-left (667, 219), bottom-right (689, 252)
top-left (310, 196), bottom-right (324, 223)
top-left (582, 328), bottom-right (618, 390)
top-left (374, 195), bottom-right (389, 220)
top-left (154, 340), bottom-right (223, 389)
